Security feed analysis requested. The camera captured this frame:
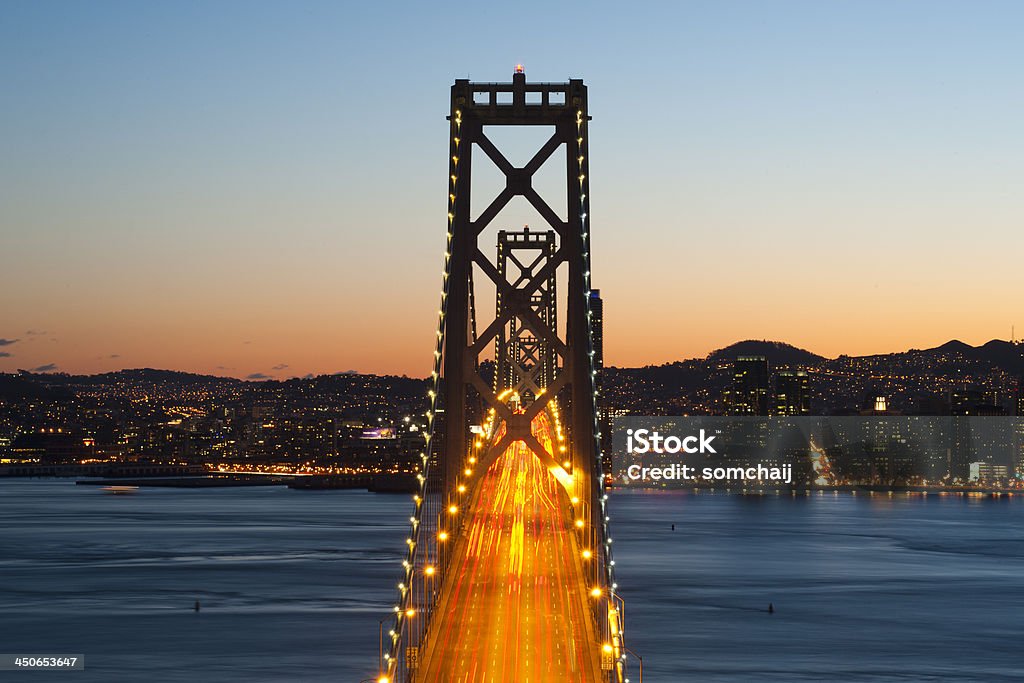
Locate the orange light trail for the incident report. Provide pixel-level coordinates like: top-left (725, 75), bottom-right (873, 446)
top-left (415, 412), bottom-right (601, 681)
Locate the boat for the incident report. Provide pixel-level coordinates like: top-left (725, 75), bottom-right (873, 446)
top-left (101, 485), bottom-right (139, 495)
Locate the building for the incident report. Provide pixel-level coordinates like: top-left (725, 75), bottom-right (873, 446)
top-left (589, 289), bottom-right (610, 473)
top-left (725, 356), bottom-right (770, 415)
top-left (774, 370), bottom-right (810, 416)
top-left (969, 461), bottom-right (1010, 484)
top-left (589, 289), bottom-right (604, 377)
top-left (950, 388), bottom-right (1004, 416)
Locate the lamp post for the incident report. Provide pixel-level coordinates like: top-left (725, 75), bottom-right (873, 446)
top-left (623, 646), bottom-right (643, 683)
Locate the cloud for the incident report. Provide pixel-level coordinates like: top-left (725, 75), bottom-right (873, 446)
top-left (25, 330), bottom-right (47, 336)
top-left (30, 363), bottom-right (58, 372)
top-left (246, 372), bottom-right (272, 380)
top-left (271, 363), bottom-right (289, 371)
top-left (302, 373), bottom-right (315, 379)
top-left (109, 354), bottom-right (120, 359)
top-left (0, 352), bottom-right (11, 358)
top-left (333, 370), bottom-right (359, 375)
top-left (0, 338), bottom-right (18, 346)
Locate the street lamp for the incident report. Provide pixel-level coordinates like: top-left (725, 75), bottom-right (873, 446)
top-left (623, 646), bottom-right (643, 683)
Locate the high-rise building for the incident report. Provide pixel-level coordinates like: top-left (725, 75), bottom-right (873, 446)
top-left (951, 388), bottom-right (987, 415)
top-left (589, 289), bottom-right (604, 377)
top-left (774, 370), bottom-right (810, 416)
top-left (725, 356), bottom-right (770, 415)
top-left (589, 289), bottom-right (610, 474)
top-left (949, 390), bottom-right (977, 481)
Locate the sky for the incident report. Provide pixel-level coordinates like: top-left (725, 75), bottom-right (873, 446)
top-left (1, 0), bottom-right (1023, 379)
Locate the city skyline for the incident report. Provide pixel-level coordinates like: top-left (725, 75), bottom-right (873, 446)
top-left (0, 333), bottom-right (1019, 381)
top-left (3, 1), bottom-right (1024, 379)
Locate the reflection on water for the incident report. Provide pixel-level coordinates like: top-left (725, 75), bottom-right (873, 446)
top-left (1, 481), bottom-right (1022, 681)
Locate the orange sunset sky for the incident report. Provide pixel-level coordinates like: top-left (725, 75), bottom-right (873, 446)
top-left (2, 3), bottom-right (1022, 380)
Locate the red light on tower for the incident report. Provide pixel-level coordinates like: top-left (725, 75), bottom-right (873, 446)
top-left (514, 63), bottom-right (524, 74)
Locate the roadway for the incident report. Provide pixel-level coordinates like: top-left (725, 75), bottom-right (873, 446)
top-left (414, 412), bottom-right (602, 682)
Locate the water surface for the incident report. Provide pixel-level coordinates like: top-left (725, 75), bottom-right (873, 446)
top-left (2, 481), bottom-right (1022, 681)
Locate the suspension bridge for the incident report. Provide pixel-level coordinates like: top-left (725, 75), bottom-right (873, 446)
top-left (374, 69), bottom-right (629, 683)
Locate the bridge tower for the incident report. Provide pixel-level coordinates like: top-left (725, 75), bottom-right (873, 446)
top-left (377, 69), bottom-right (622, 683)
top-left (493, 226), bottom-right (559, 399)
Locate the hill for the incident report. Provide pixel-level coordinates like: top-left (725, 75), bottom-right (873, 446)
top-left (706, 340), bottom-right (825, 366)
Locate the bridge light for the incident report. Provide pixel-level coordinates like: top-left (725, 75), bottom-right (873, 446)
top-left (457, 484), bottom-right (466, 493)
top-left (514, 63), bottom-right (524, 74)
top-left (378, 677), bottom-right (390, 683)
top-left (425, 565), bottom-right (436, 576)
top-left (405, 608), bottom-right (416, 618)
top-left (582, 549), bottom-right (592, 559)
top-left (563, 460), bottom-right (571, 468)
top-left (464, 468), bottom-right (472, 476)
top-left (571, 496), bottom-right (580, 505)
top-left (448, 505), bottom-right (458, 514)
top-left (603, 643), bottom-right (613, 653)
top-left (591, 587), bottom-right (603, 598)
top-left (469, 456), bottom-right (477, 464)
top-left (575, 519), bottom-right (584, 529)
top-left (438, 531), bottom-right (449, 541)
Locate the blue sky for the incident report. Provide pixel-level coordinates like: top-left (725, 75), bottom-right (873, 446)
top-left (2, 1), bottom-right (1022, 376)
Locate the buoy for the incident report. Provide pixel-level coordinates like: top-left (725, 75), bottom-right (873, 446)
top-left (768, 602), bottom-right (774, 614)
top-left (195, 600), bottom-right (201, 612)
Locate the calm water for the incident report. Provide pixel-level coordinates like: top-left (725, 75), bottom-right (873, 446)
top-left (1, 481), bottom-right (1023, 682)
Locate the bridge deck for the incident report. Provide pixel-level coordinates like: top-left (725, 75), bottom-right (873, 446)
top-left (415, 414), bottom-right (602, 682)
